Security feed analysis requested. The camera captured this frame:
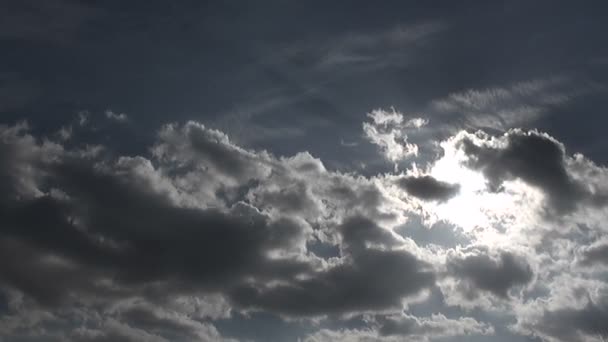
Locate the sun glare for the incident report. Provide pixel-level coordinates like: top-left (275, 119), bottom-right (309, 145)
top-left (426, 141), bottom-right (541, 245)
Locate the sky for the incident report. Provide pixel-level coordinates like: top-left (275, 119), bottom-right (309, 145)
top-left (1, 1), bottom-right (608, 341)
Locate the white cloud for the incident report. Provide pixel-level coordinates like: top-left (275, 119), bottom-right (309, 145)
top-left (430, 77), bottom-right (597, 131)
top-left (363, 108), bottom-right (427, 168)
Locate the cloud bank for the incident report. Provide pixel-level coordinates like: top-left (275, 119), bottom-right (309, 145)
top-left (0, 112), bottom-right (607, 342)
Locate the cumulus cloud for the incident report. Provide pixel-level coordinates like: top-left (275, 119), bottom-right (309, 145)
top-left (1, 118), bottom-right (608, 342)
top-left (0, 120), bottom-right (428, 339)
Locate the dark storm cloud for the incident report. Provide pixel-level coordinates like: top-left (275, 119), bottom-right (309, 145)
top-left (448, 250), bottom-right (533, 298)
top-left (398, 175), bottom-right (460, 201)
top-left (459, 130), bottom-right (592, 213)
top-left (231, 216), bottom-right (434, 316)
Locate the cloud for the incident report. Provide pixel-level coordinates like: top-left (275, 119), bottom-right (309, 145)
top-left (0, 120), bottom-right (428, 339)
top-left (231, 216), bottom-right (434, 317)
top-left (304, 313), bottom-right (493, 342)
top-left (447, 249), bottom-right (533, 299)
top-left (430, 77), bottom-right (587, 131)
top-left (518, 299), bottom-right (608, 342)
top-left (378, 313), bottom-right (493, 339)
top-left (105, 110), bottom-right (129, 122)
top-left (0, 122), bottom-right (314, 339)
top-left (455, 129), bottom-right (605, 214)
top-left (398, 175), bottom-right (460, 202)
top-left (363, 108), bottom-right (426, 167)
top-left (2, 118), bottom-right (608, 341)
top-left (580, 241), bottom-right (608, 266)
top-left (280, 22), bottom-right (445, 72)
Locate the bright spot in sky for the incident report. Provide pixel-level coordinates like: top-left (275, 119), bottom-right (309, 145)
top-left (425, 138), bottom-right (544, 246)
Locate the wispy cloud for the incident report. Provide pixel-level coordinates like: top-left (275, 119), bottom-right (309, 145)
top-left (430, 76), bottom-right (600, 131)
top-left (280, 22), bottom-right (446, 72)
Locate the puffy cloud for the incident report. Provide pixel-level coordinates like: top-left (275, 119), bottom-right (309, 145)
top-left (2, 118), bottom-right (608, 342)
top-left (0, 122), bottom-right (313, 339)
top-left (0, 121), bottom-right (429, 339)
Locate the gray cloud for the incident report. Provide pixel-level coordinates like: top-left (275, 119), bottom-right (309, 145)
top-left (2, 119), bottom-right (608, 342)
top-left (527, 300), bottom-right (608, 342)
top-left (0, 122), bottom-right (433, 339)
top-left (448, 250), bottom-right (533, 298)
top-left (581, 242), bottom-right (608, 267)
top-left (458, 130), bottom-right (592, 213)
top-left (398, 175), bottom-right (460, 202)
top-left (378, 313), bottom-right (493, 339)
top-left (231, 216), bottom-right (434, 317)
top-left (304, 313), bottom-right (492, 342)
